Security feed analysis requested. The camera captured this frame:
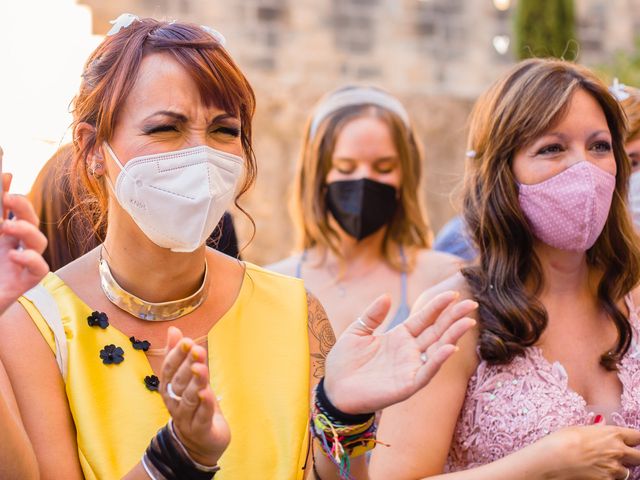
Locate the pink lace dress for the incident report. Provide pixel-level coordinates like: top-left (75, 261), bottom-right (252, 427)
top-left (445, 296), bottom-right (640, 478)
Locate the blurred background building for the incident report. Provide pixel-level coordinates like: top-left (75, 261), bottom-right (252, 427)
top-left (2, 0), bottom-right (639, 263)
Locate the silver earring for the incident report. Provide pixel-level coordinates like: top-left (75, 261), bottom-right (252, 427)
top-left (89, 163), bottom-right (102, 178)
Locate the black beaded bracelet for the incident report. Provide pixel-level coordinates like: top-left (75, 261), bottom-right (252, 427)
top-left (315, 377), bottom-right (374, 425)
top-left (142, 421), bottom-right (220, 480)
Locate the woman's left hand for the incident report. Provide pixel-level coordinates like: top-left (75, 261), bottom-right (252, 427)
top-left (323, 291), bottom-right (477, 414)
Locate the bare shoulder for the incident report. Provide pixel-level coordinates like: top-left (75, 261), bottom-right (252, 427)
top-left (413, 271), bottom-right (475, 313)
top-left (306, 291), bottom-right (336, 381)
top-left (413, 248), bottom-right (464, 284)
top-left (265, 253), bottom-right (303, 277)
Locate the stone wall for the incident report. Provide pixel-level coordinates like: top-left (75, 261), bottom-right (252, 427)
top-left (78, 0), bottom-right (640, 263)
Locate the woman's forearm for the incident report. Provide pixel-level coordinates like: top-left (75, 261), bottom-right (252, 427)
top-left (419, 440), bottom-right (552, 480)
top-left (0, 382), bottom-right (39, 479)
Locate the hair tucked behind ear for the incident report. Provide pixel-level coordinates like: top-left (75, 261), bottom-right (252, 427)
top-left (462, 58), bottom-right (640, 370)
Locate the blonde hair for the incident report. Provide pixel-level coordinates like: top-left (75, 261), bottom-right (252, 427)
top-left (292, 87), bottom-right (431, 272)
top-left (620, 86), bottom-right (640, 142)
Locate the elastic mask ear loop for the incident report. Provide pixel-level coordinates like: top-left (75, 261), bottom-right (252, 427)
top-left (102, 142), bottom-right (126, 196)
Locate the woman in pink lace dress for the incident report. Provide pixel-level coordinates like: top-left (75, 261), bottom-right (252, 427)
top-left (370, 59), bottom-right (640, 479)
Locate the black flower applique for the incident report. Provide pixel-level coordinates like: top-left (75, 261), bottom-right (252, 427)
top-left (100, 344), bottom-right (125, 365)
top-left (88, 311), bottom-right (109, 329)
top-left (144, 375), bottom-right (160, 392)
top-left (130, 336), bottom-right (151, 352)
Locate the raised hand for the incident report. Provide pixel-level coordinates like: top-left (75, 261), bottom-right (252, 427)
top-left (0, 174), bottom-right (49, 314)
top-left (323, 291), bottom-right (477, 415)
top-left (159, 326), bottom-right (230, 466)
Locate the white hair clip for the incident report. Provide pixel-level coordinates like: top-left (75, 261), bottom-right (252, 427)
top-left (465, 150), bottom-right (477, 158)
top-left (609, 78), bottom-right (631, 101)
top-left (200, 25), bottom-right (226, 46)
top-left (107, 13), bottom-right (140, 36)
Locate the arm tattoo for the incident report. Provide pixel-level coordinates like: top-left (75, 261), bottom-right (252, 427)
top-left (307, 291), bottom-right (336, 379)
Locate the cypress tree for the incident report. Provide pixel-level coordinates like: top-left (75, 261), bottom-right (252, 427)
top-left (514, 0), bottom-right (576, 60)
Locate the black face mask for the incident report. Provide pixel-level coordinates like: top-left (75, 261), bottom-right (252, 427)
top-left (325, 178), bottom-right (398, 241)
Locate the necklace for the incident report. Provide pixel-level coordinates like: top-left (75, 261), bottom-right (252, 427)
top-left (98, 252), bottom-right (209, 321)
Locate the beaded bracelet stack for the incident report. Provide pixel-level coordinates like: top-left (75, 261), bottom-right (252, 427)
top-left (142, 419), bottom-right (220, 480)
top-left (310, 378), bottom-right (378, 480)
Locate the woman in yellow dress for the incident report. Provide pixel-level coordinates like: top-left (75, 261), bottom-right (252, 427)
top-left (0, 16), bottom-right (476, 480)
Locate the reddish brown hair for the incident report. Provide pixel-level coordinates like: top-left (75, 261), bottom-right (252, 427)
top-left (71, 18), bottom-right (256, 239)
top-left (28, 144), bottom-right (101, 270)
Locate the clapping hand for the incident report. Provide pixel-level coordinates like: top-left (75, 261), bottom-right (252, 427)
top-left (324, 291), bottom-right (477, 414)
top-left (0, 173), bottom-right (49, 314)
top-left (159, 326), bottom-right (230, 467)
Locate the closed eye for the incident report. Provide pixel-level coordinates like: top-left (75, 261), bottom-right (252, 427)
top-left (212, 126), bottom-right (241, 137)
top-left (144, 124), bottom-right (178, 134)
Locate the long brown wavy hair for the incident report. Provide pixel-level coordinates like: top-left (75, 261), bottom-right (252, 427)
top-left (292, 87), bottom-right (431, 272)
top-left (70, 18), bottom-right (256, 243)
top-left (462, 58), bottom-right (640, 370)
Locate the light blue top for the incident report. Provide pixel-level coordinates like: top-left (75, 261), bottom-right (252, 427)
top-left (433, 215), bottom-right (477, 261)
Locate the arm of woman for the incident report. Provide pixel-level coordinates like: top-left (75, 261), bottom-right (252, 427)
top-left (368, 274), bottom-right (480, 478)
top-left (305, 291), bottom-right (369, 480)
top-left (0, 302), bottom-right (84, 480)
top-left (0, 356), bottom-right (39, 479)
top-left (304, 294), bottom-right (378, 479)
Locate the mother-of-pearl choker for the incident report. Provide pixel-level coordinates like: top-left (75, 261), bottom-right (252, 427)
top-left (99, 254), bottom-right (209, 321)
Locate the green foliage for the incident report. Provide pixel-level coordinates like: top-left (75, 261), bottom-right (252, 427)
top-left (596, 36), bottom-right (640, 87)
top-left (514, 0), bottom-right (576, 60)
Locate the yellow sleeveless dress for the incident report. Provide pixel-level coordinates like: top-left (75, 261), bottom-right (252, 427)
top-left (18, 263), bottom-right (311, 480)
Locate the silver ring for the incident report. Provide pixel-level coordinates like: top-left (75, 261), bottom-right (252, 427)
top-left (622, 468), bottom-right (630, 480)
top-left (420, 352), bottom-right (429, 363)
top-left (357, 317), bottom-right (374, 334)
top-left (167, 382), bottom-right (182, 402)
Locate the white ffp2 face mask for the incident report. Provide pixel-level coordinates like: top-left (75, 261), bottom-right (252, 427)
top-left (630, 170), bottom-right (640, 230)
top-left (104, 143), bottom-right (244, 252)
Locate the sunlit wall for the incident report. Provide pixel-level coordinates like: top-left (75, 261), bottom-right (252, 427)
top-left (0, 0), bottom-right (103, 193)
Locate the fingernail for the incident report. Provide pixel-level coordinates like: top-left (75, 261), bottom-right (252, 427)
top-left (191, 350), bottom-right (201, 361)
top-left (594, 414), bottom-right (603, 424)
top-left (180, 341), bottom-right (190, 353)
top-left (190, 365), bottom-right (201, 378)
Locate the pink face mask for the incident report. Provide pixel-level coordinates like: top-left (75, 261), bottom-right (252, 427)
top-left (518, 161), bottom-right (616, 252)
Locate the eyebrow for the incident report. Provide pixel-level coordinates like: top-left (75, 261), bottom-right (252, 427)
top-left (334, 156), bottom-right (399, 162)
top-left (541, 130), bottom-right (611, 142)
top-left (143, 111), bottom-right (240, 124)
